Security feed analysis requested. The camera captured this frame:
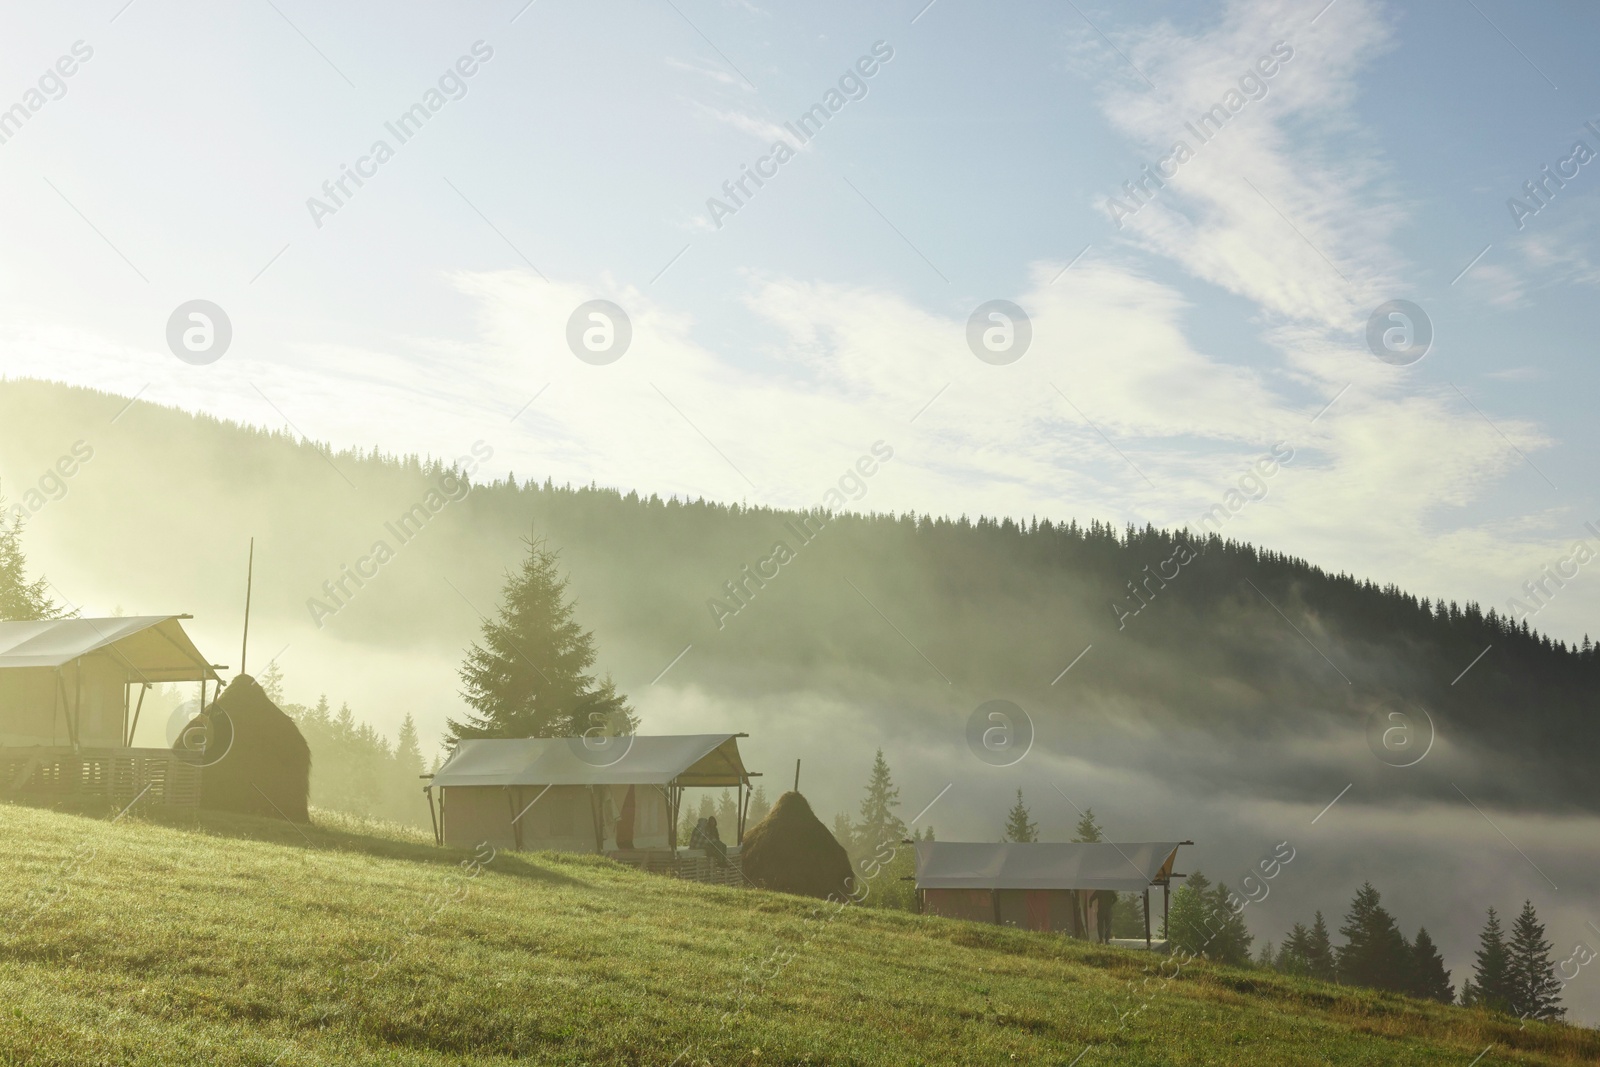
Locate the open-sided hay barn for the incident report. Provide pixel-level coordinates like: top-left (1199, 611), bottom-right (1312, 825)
top-left (0, 616), bottom-right (224, 812)
top-left (913, 840), bottom-right (1188, 946)
top-left (426, 734), bottom-right (757, 858)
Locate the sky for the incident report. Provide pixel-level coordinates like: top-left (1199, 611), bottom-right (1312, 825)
top-left (4, 0), bottom-right (1600, 645)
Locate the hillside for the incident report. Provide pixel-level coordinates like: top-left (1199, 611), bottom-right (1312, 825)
top-left (1, 803), bottom-right (1593, 1066)
top-left (5, 376), bottom-right (1599, 1027)
top-left (1, 377), bottom-right (1593, 813)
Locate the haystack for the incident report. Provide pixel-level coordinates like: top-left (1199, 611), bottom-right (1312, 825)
top-left (738, 791), bottom-right (854, 901)
top-left (175, 674), bottom-right (311, 823)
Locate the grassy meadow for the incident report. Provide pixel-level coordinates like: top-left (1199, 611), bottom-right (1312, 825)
top-left (0, 802), bottom-right (1592, 1066)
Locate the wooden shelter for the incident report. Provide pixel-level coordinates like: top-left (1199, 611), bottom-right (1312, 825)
top-left (913, 840), bottom-right (1190, 946)
top-left (0, 616), bottom-right (224, 812)
top-left (425, 733), bottom-right (758, 857)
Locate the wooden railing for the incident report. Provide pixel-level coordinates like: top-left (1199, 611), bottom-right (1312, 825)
top-left (0, 747), bottom-right (201, 814)
top-left (608, 847), bottom-right (745, 887)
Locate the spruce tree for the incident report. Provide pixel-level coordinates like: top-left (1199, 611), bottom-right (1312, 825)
top-left (1204, 883), bottom-right (1254, 965)
top-left (1335, 883), bottom-right (1411, 992)
top-left (1164, 871), bottom-right (1213, 956)
top-left (1276, 922), bottom-right (1312, 976)
top-left (1507, 900), bottom-right (1564, 1021)
top-left (448, 538), bottom-right (633, 741)
top-left (1072, 808), bottom-right (1104, 843)
top-left (747, 784), bottom-right (770, 825)
top-left (1465, 908), bottom-right (1513, 1012)
top-left (1409, 927), bottom-right (1455, 1003)
top-left (1304, 911), bottom-right (1337, 982)
top-left (1256, 940), bottom-right (1276, 968)
top-left (831, 812), bottom-right (856, 850)
top-left (257, 660), bottom-right (286, 704)
top-left (0, 496), bottom-right (63, 621)
top-left (1004, 789), bottom-right (1037, 843)
top-left (856, 750), bottom-right (906, 848)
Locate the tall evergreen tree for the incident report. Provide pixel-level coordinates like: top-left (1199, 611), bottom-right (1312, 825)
top-left (747, 784), bottom-right (771, 825)
top-left (1003, 789), bottom-right (1037, 843)
top-left (1071, 808), bottom-right (1104, 843)
top-left (831, 812), bottom-right (856, 849)
top-left (1464, 908), bottom-right (1513, 1012)
top-left (1507, 900), bottom-right (1565, 1021)
top-left (1335, 883), bottom-right (1412, 991)
top-left (1164, 871), bottom-right (1213, 956)
top-left (0, 496), bottom-right (63, 621)
top-left (1203, 883), bottom-right (1254, 965)
top-left (856, 750), bottom-right (906, 848)
top-left (1304, 911), bottom-right (1337, 982)
top-left (256, 660), bottom-right (286, 704)
top-left (1409, 927), bottom-right (1455, 1003)
top-left (448, 538), bottom-right (633, 741)
top-left (1276, 922), bottom-right (1313, 976)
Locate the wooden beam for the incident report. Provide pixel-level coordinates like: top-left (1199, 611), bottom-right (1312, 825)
top-left (1143, 886), bottom-right (1152, 949)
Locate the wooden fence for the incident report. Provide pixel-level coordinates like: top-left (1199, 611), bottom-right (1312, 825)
top-left (0, 747), bottom-right (201, 814)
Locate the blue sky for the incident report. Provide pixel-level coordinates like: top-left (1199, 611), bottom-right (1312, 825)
top-left (5, 0), bottom-right (1600, 642)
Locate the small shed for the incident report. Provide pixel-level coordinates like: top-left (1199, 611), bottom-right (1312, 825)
top-left (913, 840), bottom-right (1188, 945)
top-left (0, 615), bottom-right (223, 748)
top-left (0, 615), bottom-right (224, 812)
top-left (426, 733), bottom-right (757, 854)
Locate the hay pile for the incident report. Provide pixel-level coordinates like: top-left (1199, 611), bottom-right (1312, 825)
top-left (175, 674), bottom-right (311, 823)
top-left (738, 791), bottom-right (854, 901)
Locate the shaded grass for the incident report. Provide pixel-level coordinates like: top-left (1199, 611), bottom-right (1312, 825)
top-left (0, 801), bottom-right (1592, 1065)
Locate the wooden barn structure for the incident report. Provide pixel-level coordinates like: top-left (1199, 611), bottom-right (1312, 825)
top-left (912, 840), bottom-right (1189, 946)
top-left (0, 616), bottom-right (224, 813)
top-left (426, 733), bottom-right (758, 864)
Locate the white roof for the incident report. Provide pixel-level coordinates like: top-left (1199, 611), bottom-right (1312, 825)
top-left (914, 841), bottom-right (1183, 892)
top-left (0, 616), bottom-right (221, 682)
top-left (431, 734), bottom-right (751, 788)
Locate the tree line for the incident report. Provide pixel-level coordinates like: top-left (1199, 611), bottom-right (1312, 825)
top-left (1170, 876), bottom-right (1567, 1021)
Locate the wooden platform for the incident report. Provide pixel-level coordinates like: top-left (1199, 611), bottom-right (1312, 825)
top-left (0, 747), bottom-right (201, 815)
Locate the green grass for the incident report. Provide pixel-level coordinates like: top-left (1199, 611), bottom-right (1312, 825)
top-left (0, 803), bottom-right (1592, 1065)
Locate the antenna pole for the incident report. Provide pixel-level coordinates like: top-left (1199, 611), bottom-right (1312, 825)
top-left (794, 758), bottom-right (801, 793)
top-left (240, 538), bottom-right (254, 676)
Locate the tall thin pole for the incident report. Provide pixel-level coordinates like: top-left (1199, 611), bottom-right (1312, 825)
top-left (793, 759), bottom-right (801, 792)
top-left (239, 538), bottom-right (254, 676)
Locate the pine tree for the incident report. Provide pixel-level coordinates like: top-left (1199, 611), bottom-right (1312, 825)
top-left (716, 788), bottom-right (737, 831)
top-left (1072, 808), bottom-right (1104, 843)
top-left (1204, 883), bottom-right (1254, 965)
top-left (856, 750), bottom-right (906, 848)
top-left (831, 812), bottom-right (856, 849)
top-left (1465, 908), bottom-right (1513, 1012)
top-left (1507, 900), bottom-right (1564, 1021)
top-left (1276, 922), bottom-right (1312, 976)
top-left (1409, 926), bottom-right (1455, 1003)
top-left (1003, 789), bottom-right (1037, 843)
top-left (747, 784), bottom-right (771, 825)
top-left (1335, 883), bottom-right (1411, 992)
top-left (1304, 911), bottom-right (1337, 982)
top-left (1256, 940), bottom-right (1276, 968)
top-left (0, 495), bottom-right (63, 621)
top-left (256, 660), bottom-right (286, 704)
top-left (1164, 872), bottom-right (1213, 956)
top-left (448, 538), bottom-right (633, 741)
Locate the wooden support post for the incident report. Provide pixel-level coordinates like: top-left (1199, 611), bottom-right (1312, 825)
top-left (793, 759), bottom-right (800, 792)
top-left (590, 786), bottom-right (605, 854)
top-left (426, 786), bottom-right (441, 846)
top-left (127, 685), bottom-right (148, 749)
top-left (1144, 886), bottom-right (1152, 949)
top-left (1163, 883), bottom-right (1170, 944)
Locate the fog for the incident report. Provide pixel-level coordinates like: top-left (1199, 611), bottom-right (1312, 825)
top-left (6, 378), bottom-right (1597, 1022)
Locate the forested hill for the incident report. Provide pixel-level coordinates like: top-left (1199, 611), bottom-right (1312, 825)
top-left (2, 378), bottom-right (1594, 813)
